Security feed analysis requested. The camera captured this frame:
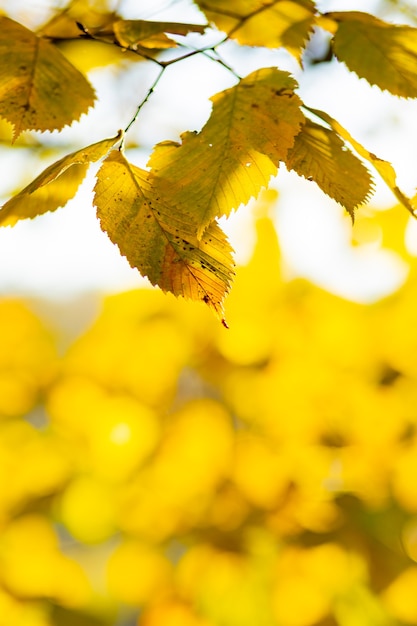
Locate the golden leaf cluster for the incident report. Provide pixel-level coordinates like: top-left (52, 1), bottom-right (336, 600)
top-left (1, 0), bottom-right (417, 319)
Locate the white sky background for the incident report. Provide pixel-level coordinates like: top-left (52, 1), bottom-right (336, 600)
top-left (0, 0), bottom-right (417, 302)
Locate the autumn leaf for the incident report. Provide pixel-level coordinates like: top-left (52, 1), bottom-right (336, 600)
top-left (330, 11), bottom-right (417, 98)
top-left (148, 68), bottom-right (305, 237)
top-left (285, 118), bottom-right (374, 216)
top-left (0, 16), bottom-right (96, 138)
top-left (306, 106), bottom-right (417, 217)
top-left (94, 151), bottom-right (235, 323)
top-left (38, 5), bottom-right (119, 39)
top-left (0, 132), bottom-right (122, 226)
top-left (195, 0), bottom-right (316, 60)
top-left (113, 20), bottom-right (207, 50)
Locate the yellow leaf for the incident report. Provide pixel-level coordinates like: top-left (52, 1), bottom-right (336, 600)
top-left (149, 68), bottom-right (305, 237)
top-left (306, 106), bottom-right (417, 217)
top-left (0, 132), bottom-right (122, 226)
top-left (113, 19), bottom-right (207, 49)
top-left (330, 11), bottom-right (417, 98)
top-left (196, 0), bottom-right (315, 59)
top-left (285, 118), bottom-right (374, 216)
top-left (38, 2), bottom-right (118, 39)
top-left (0, 16), bottom-right (96, 138)
top-left (94, 151), bottom-right (235, 324)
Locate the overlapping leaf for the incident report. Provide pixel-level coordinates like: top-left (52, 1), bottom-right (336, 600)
top-left (148, 68), bottom-right (305, 237)
top-left (0, 17), bottom-right (96, 138)
top-left (0, 132), bottom-right (122, 226)
top-left (195, 0), bottom-right (316, 59)
top-left (285, 118), bottom-right (374, 216)
top-left (38, 6), bottom-right (119, 39)
top-left (113, 20), bottom-right (207, 49)
top-left (94, 151), bottom-right (235, 323)
top-left (329, 11), bottom-right (417, 98)
top-left (306, 106), bottom-right (417, 217)
top-left (45, 17), bottom-right (207, 50)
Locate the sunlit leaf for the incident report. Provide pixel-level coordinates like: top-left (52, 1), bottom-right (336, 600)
top-left (113, 19), bottom-right (207, 49)
top-left (0, 132), bottom-right (122, 226)
top-left (38, 3), bottom-right (119, 39)
top-left (0, 17), bottom-right (96, 138)
top-left (94, 150), bottom-right (235, 324)
top-left (148, 68), bottom-right (305, 236)
top-left (195, 0), bottom-right (316, 59)
top-left (306, 106), bottom-right (417, 217)
top-left (285, 118), bottom-right (374, 216)
top-left (330, 11), bottom-right (417, 98)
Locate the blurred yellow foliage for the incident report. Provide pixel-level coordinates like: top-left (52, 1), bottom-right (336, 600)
top-left (2, 197), bottom-right (417, 625)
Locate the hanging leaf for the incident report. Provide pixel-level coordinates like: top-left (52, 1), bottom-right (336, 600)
top-left (285, 118), bottom-right (373, 217)
top-left (94, 151), bottom-right (235, 324)
top-left (0, 132), bottom-right (122, 226)
top-left (0, 16), bottom-right (96, 139)
top-left (38, 6), bottom-right (119, 39)
top-left (330, 11), bottom-right (417, 98)
top-left (113, 20), bottom-right (207, 50)
top-left (148, 67), bottom-right (305, 237)
top-left (195, 0), bottom-right (316, 60)
top-left (305, 106), bottom-right (417, 217)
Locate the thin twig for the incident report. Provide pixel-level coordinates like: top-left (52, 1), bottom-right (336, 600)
top-left (49, 17), bottom-right (251, 134)
top-left (122, 40), bottom-right (241, 133)
top-left (123, 65), bottom-right (166, 134)
top-left (174, 40), bottom-right (241, 78)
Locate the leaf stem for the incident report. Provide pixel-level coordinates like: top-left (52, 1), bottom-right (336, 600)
top-left (72, 19), bottom-right (245, 133)
top-left (174, 41), bottom-right (241, 79)
top-left (123, 65), bottom-right (166, 135)
top-left (123, 40), bottom-right (241, 134)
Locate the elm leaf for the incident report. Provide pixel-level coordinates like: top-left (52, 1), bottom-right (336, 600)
top-left (195, 0), bottom-right (316, 60)
top-left (0, 16), bottom-right (96, 139)
top-left (148, 68), bottom-right (305, 237)
top-left (330, 11), bottom-right (417, 98)
top-left (0, 132), bottom-right (122, 226)
top-left (285, 118), bottom-right (374, 217)
top-left (307, 106), bottom-right (417, 217)
top-left (113, 20), bottom-right (207, 49)
top-left (94, 150), bottom-right (235, 324)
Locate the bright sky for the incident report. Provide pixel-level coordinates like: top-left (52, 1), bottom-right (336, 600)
top-left (0, 0), bottom-right (416, 302)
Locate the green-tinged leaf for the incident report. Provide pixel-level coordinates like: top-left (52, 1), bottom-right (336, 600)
top-left (0, 16), bottom-right (96, 138)
top-left (285, 118), bottom-right (373, 216)
top-left (94, 151), bottom-right (235, 324)
top-left (148, 68), bottom-right (305, 237)
top-left (195, 0), bottom-right (316, 59)
top-left (113, 20), bottom-right (206, 49)
top-left (305, 106), bottom-right (417, 217)
top-left (0, 132), bottom-right (122, 226)
top-left (330, 11), bottom-right (417, 98)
